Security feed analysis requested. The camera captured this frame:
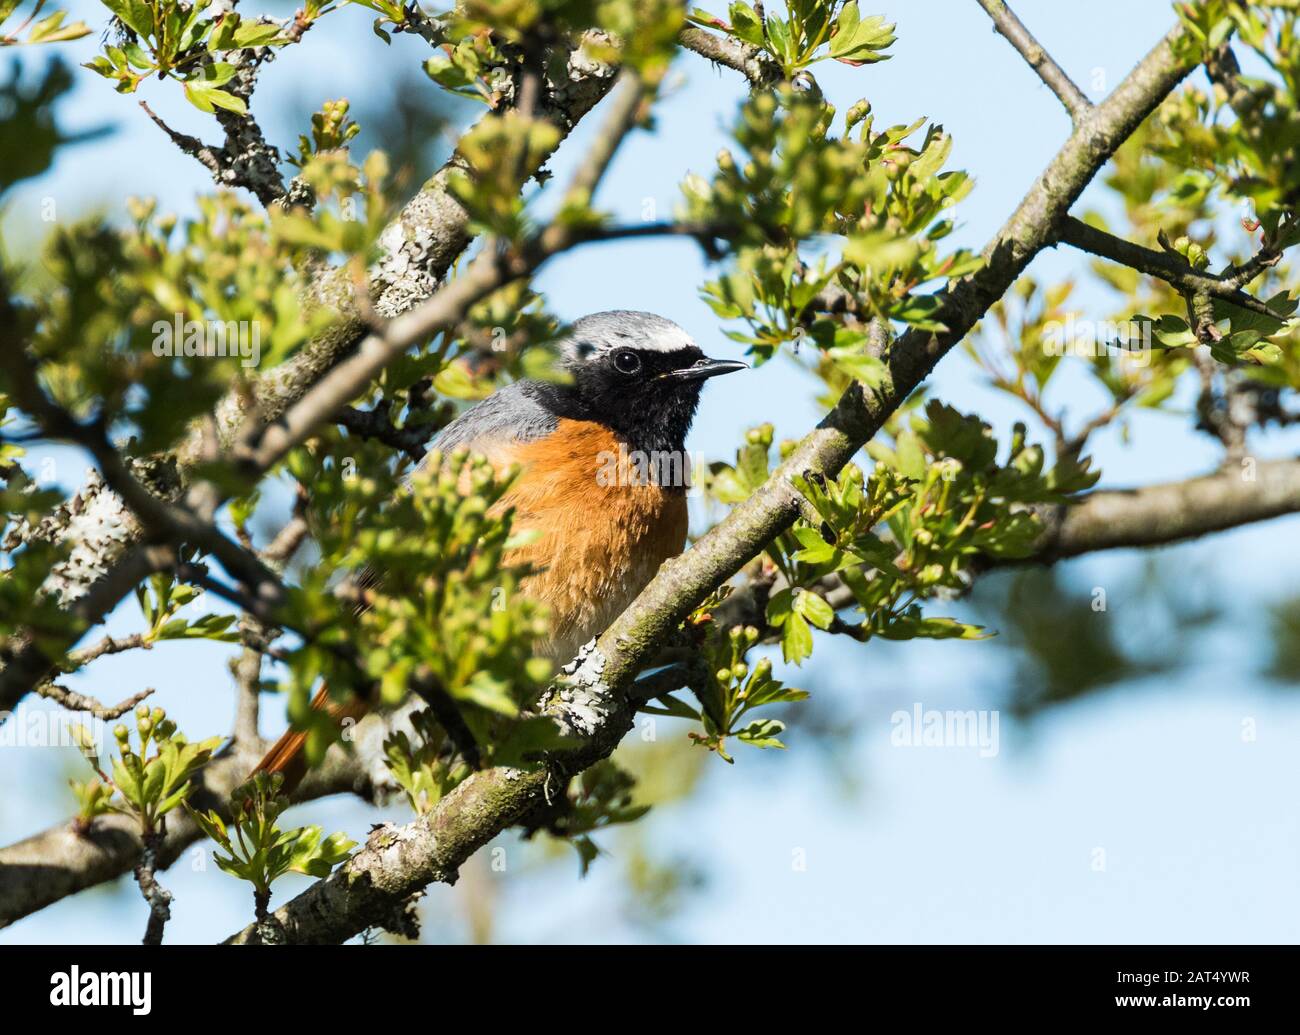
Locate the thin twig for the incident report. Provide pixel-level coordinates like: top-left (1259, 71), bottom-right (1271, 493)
top-left (35, 683), bottom-right (155, 720)
top-left (64, 631), bottom-right (150, 668)
top-left (335, 403), bottom-right (435, 463)
top-left (134, 832), bottom-right (173, 945)
top-left (553, 69), bottom-right (649, 209)
top-left (231, 616), bottom-right (265, 750)
top-left (1057, 216), bottom-right (1286, 320)
top-left (0, 335), bottom-right (294, 628)
top-left (1205, 42), bottom-right (1266, 120)
top-left (628, 663), bottom-right (698, 703)
top-left (975, 0), bottom-right (1092, 123)
top-left (139, 101), bottom-right (225, 178)
top-left (262, 514), bottom-right (311, 566)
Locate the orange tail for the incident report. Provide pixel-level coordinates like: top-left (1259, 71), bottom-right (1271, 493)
top-left (252, 684), bottom-right (369, 791)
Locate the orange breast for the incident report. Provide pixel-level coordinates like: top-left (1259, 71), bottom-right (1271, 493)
top-left (487, 419), bottom-right (688, 662)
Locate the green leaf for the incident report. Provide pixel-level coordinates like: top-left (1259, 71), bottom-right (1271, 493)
top-left (26, 11), bottom-right (93, 44)
top-left (100, 0), bottom-right (154, 39)
top-left (639, 693), bottom-right (702, 720)
top-left (231, 21), bottom-right (283, 48)
top-left (205, 87), bottom-right (248, 114)
top-left (286, 826), bottom-right (356, 878)
top-left (828, 3), bottom-right (895, 64)
top-left (765, 586), bottom-right (794, 627)
top-left (736, 718), bottom-right (786, 749)
top-left (182, 64), bottom-right (246, 115)
top-left (781, 611), bottom-right (814, 664)
top-left (727, 2), bottom-right (765, 46)
top-left (892, 292), bottom-right (948, 332)
top-left (879, 614), bottom-right (989, 641)
top-left (1137, 313), bottom-right (1197, 349)
top-left (791, 525), bottom-right (840, 566)
top-left (425, 53), bottom-right (477, 93)
top-left (793, 588), bottom-right (835, 630)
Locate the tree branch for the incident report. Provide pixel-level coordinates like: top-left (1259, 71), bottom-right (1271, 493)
top-left (0, 337), bottom-right (289, 607)
top-left (975, 0), bottom-right (1092, 123)
top-left (139, 101), bottom-right (226, 181)
top-left (133, 832), bottom-right (172, 945)
top-left (223, 759), bottom-right (548, 944)
top-left (334, 403), bottom-right (435, 464)
top-left (230, 618), bottom-right (264, 755)
top-left (34, 683), bottom-right (154, 721)
top-left (1205, 41), bottom-right (1267, 120)
top-left (1057, 215), bottom-right (1283, 319)
top-left (678, 26), bottom-right (781, 88)
top-left (1027, 456), bottom-right (1300, 562)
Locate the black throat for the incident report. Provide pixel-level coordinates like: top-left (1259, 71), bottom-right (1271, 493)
top-left (529, 380), bottom-right (701, 455)
top-left (593, 386), bottom-right (701, 456)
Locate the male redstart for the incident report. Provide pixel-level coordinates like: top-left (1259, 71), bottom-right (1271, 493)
top-left (254, 311), bottom-right (745, 782)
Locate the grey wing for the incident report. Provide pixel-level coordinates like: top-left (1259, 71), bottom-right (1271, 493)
top-left (433, 380), bottom-right (559, 450)
top-left (409, 379), bottom-right (562, 478)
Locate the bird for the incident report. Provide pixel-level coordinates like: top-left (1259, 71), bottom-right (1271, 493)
top-left (253, 311), bottom-right (745, 785)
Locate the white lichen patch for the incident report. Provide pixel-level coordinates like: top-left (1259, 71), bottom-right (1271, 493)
top-left (548, 639), bottom-right (614, 738)
top-left (38, 470), bottom-right (140, 604)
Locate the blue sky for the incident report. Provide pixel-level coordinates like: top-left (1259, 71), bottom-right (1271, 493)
top-left (2, 1), bottom-right (1298, 943)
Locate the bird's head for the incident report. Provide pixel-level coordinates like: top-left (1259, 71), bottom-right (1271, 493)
top-left (556, 311), bottom-right (745, 451)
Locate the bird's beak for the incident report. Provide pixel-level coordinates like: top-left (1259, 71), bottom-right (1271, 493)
top-left (660, 357), bottom-right (748, 382)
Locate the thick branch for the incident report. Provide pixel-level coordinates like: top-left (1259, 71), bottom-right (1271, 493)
top-left (678, 26), bottom-right (781, 87)
top-left (1029, 456), bottom-right (1300, 561)
top-left (975, 0), bottom-right (1092, 123)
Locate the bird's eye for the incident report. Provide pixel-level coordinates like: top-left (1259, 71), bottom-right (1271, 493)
top-left (612, 349), bottom-right (641, 374)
